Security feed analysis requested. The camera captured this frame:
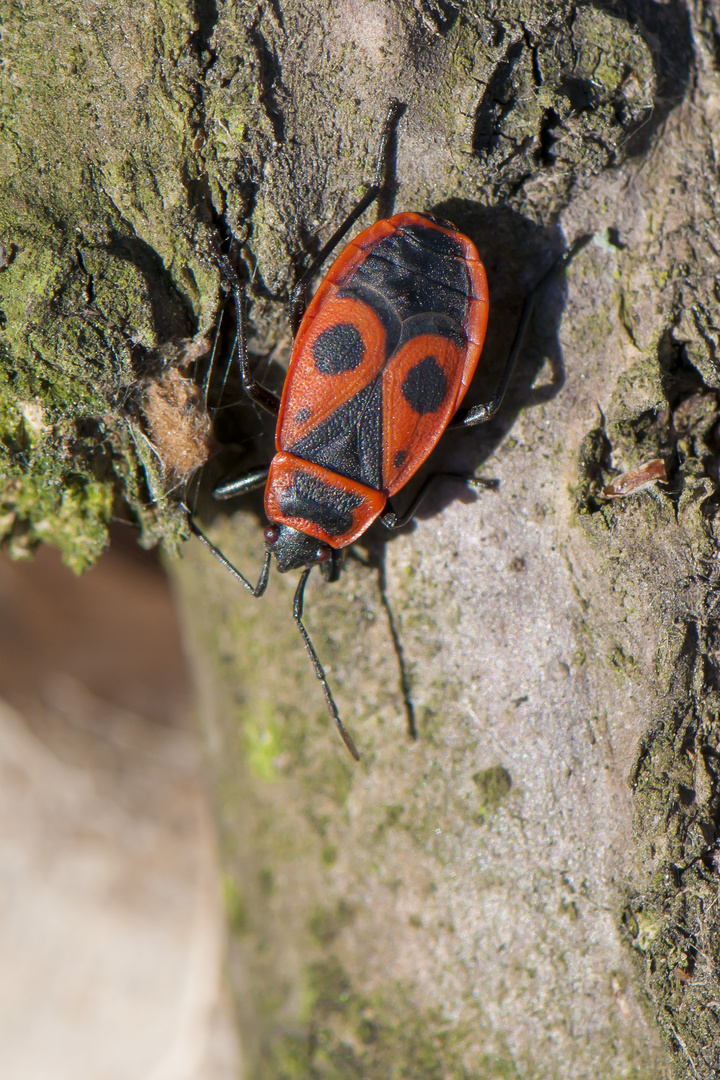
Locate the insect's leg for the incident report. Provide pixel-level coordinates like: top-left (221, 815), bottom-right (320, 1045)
top-left (452, 234), bottom-right (591, 429)
top-left (319, 547), bottom-right (344, 583)
top-left (289, 99), bottom-right (405, 334)
top-left (293, 567), bottom-right (360, 761)
top-left (200, 303), bottom-right (228, 413)
top-left (213, 248), bottom-right (281, 417)
top-left (380, 473), bottom-right (498, 530)
top-left (181, 502), bottom-right (271, 597)
top-left (213, 466), bottom-right (270, 502)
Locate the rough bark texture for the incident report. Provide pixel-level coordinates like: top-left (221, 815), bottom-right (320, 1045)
top-left (3, 0), bottom-right (720, 1076)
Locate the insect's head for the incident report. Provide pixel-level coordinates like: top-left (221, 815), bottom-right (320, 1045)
top-left (263, 522), bottom-right (333, 573)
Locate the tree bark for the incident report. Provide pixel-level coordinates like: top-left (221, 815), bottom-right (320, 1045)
top-left (2, 0), bottom-right (720, 1076)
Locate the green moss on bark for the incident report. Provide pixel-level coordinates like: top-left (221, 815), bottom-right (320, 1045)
top-left (0, 0), bottom-right (219, 566)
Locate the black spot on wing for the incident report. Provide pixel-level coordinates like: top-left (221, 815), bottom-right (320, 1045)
top-left (401, 356), bottom-right (448, 415)
top-left (288, 379), bottom-right (383, 489)
top-left (393, 449), bottom-right (407, 468)
top-left (312, 322), bottom-right (365, 373)
top-left (279, 471), bottom-right (363, 537)
top-left (335, 284), bottom-right (402, 360)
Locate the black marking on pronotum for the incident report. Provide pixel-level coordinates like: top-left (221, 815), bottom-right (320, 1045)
top-left (279, 469), bottom-right (364, 535)
top-left (312, 322), bottom-right (365, 374)
top-left (401, 356), bottom-right (448, 414)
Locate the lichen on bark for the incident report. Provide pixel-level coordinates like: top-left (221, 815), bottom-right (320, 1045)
top-left (0, 0), bottom-right (220, 566)
top-left (3, 0), bottom-right (720, 1076)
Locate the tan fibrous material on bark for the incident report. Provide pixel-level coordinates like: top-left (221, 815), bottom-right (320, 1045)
top-left (143, 366), bottom-right (217, 486)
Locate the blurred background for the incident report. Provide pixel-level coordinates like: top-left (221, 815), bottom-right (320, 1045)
top-left (0, 530), bottom-right (241, 1080)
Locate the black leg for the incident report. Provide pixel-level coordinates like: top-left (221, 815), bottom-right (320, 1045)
top-left (211, 100), bottom-right (404, 410)
top-left (182, 501), bottom-right (272, 597)
top-left (213, 466), bottom-right (270, 502)
top-left (293, 567), bottom-right (360, 761)
top-left (289, 99), bottom-right (405, 334)
top-left (381, 473), bottom-right (499, 531)
top-left (213, 244), bottom-right (281, 418)
top-left (319, 547), bottom-right (344, 583)
top-left (451, 234), bottom-right (591, 429)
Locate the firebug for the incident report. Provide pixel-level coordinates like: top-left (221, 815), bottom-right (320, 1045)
top-left (186, 101), bottom-right (584, 759)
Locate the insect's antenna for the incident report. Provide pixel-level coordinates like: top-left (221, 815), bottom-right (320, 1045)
top-left (293, 567), bottom-right (360, 761)
top-left (181, 501), bottom-right (272, 598)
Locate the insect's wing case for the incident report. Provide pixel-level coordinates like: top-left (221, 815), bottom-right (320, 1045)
top-left (277, 212), bottom-right (488, 500)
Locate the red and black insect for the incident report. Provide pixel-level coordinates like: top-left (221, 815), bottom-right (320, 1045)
top-left (187, 102), bottom-right (580, 759)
